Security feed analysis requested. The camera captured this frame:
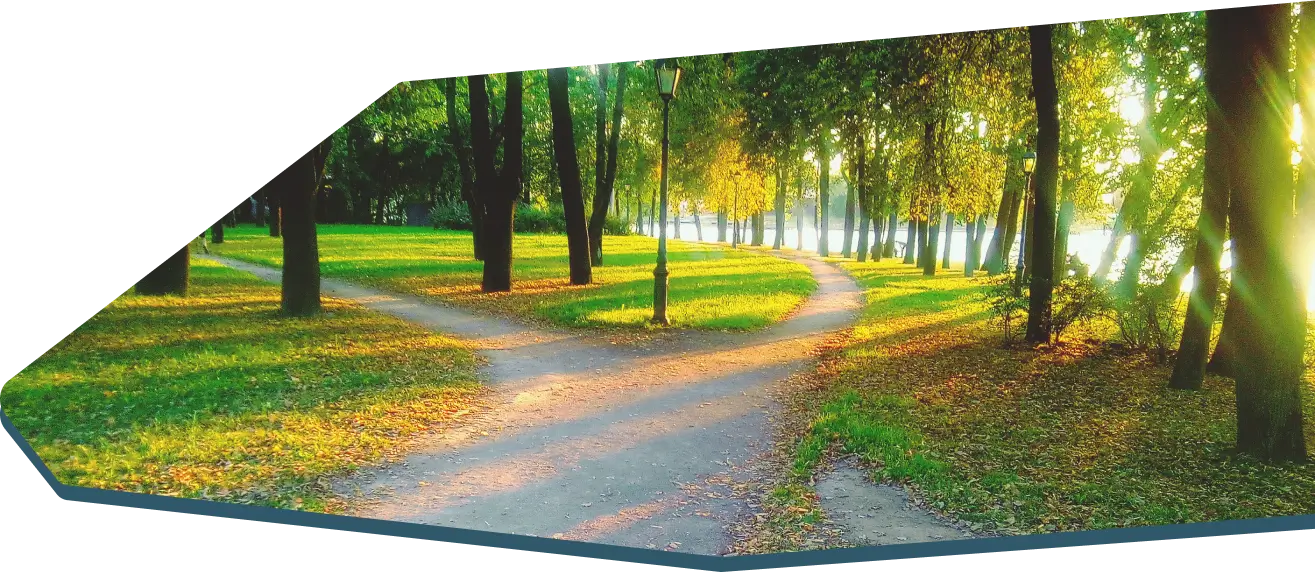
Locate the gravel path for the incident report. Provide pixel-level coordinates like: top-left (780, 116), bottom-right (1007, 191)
top-left (205, 251), bottom-right (862, 554)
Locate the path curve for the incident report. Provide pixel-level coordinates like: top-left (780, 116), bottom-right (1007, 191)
top-left (204, 251), bottom-right (862, 555)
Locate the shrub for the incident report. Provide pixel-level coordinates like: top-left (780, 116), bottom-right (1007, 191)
top-left (1049, 273), bottom-right (1111, 342)
top-left (1112, 285), bottom-right (1183, 363)
top-left (603, 214), bottom-right (633, 236)
top-left (514, 203), bottom-right (568, 233)
top-left (429, 199), bottom-right (473, 230)
top-left (981, 274), bottom-right (1028, 347)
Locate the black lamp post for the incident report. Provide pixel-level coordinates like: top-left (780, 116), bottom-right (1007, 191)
top-left (1014, 150), bottom-right (1037, 290)
top-left (652, 59), bottom-right (682, 325)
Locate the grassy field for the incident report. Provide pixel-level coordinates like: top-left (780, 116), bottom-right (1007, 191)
top-left (0, 258), bottom-right (483, 511)
top-left (211, 225), bottom-right (815, 331)
top-left (779, 260), bottom-right (1315, 539)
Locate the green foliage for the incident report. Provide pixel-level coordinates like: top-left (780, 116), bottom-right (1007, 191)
top-left (1112, 285), bottom-right (1183, 363)
top-left (513, 202), bottom-right (568, 234)
top-left (1050, 273), bottom-right (1112, 342)
top-left (602, 214), bottom-right (633, 237)
top-left (981, 273), bottom-right (1028, 346)
top-left (429, 198), bottom-right (473, 230)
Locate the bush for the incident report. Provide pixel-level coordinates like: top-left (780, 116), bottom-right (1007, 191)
top-left (603, 214), bottom-right (633, 236)
top-left (1050, 273), bottom-right (1111, 342)
top-left (429, 199), bottom-right (473, 230)
top-left (981, 274), bottom-right (1028, 347)
top-left (1112, 285), bottom-right (1183, 363)
top-left (515, 203), bottom-right (568, 233)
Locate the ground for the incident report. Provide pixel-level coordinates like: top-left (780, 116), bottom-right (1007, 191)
top-left (776, 258), bottom-right (1315, 540)
top-left (212, 225), bottom-right (815, 331)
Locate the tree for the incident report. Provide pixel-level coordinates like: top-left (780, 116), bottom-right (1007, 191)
top-left (445, 77), bottom-right (481, 259)
top-left (135, 246), bottom-right (189, 296)
top-left (481, 71), bottom-right (523, 292)
top-left (277, 139), bottom-right (332, 317)
top-left (588, 63), bottom-right (629, 265)
top-left (547, 68), bottom-right (593, 285)
top-left (1169, 11), bottom-right (1232, 391)
top-left (1026, 24), bottom-right (1061, 344)
top-left (210, 219), bottom-right (225, 244)
top-left (1215, 5), bottom-right (1306, 462)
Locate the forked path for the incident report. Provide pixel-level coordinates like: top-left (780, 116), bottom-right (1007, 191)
top-left (206, 252), bottom-right (862, 554)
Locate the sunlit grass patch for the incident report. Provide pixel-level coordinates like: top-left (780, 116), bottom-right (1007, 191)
top-left (212, 225), bottom-right (814, 331)
top-left (1, 259), bottom-right (483, 511)
top-left (791, 259), bottom-right (1315, 536)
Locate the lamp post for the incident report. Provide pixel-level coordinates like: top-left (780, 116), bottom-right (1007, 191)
top-left (652, 59), bottom-right (682, 325)
top-left (1014, 150), bottom-right (1037, 291)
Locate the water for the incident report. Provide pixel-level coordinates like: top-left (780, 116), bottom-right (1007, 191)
top-left (635, 219), bottom-right (1315, 309)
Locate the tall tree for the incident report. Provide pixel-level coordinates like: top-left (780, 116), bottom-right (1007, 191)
top-left (278, 139), bottom-right (332, 317)
top-left (481, 72), bottom-right (524, 292)
top-left (135, 246), bottom-right (189, 296)
top-left (547, 68), bottom-right (593, 285)
top-left (588, 64), bottom-right (629, 265)
top-left (1217, 5), bottom-right (1306, 462)
top-left (445, 77), bottom-right (482, 259)
top-left (1026, 24), bottom-right (1061, 343)
top-left (1169, 12), bottom-right (1233, 390)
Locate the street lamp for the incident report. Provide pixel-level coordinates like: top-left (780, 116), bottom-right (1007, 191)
top-left (652, 59), bottom-right (682, 325)
top-left (1014, 150), bottom-right (1037, 291)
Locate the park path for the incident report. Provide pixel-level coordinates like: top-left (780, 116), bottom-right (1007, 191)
top-left (204, 251), bottom-right (863, 554)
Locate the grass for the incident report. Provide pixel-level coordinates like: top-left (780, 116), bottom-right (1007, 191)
top-left (784, 259), bottom-right (1315, 537)
top-left (211, 225), bottom-right (815, 331)
top-left (0, 258), bottom-right (483, 511)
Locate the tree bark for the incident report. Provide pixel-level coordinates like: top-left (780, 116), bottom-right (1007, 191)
top-left (965, 214), bottom-right (978, 277)
top-left (267, 181), bottom-right (282, 238)
top-left (210, 220), bottom-right (225, 244)
top-left (135, 246), bottom-right (189, 296)
top-left (842, 169), bottom-right (856, 258)
top-left (941, 212), bottom-right (954, 269)
top-left (884, 211), bottom-right (898, 259)
top-left (817, 131), bottom-right (831, 256)
top-left (469, 74), bottom-right (499, 265)
top-left (279, 140), bottom-right (331, 317)
top-left (984, 174), bottom-right (1020, 274)
top-left (1216, 6), bottom-right (1307, 462)
top-left (589, 63), bottom-right (627, 266)
top-left (773, 163), bottom-right (786, 250)
top-left (446, 77), bottom-right (482, 259)
top-left (717, 208), bottom-right (728, 242)
top-left (1026, 24), bottom-right (1061, 344)
top-left (547, 68), bottom-right (592, 285)
top-left (1053, 144), bottom-right (1080, 282)
top-left (903, 215), bottom-right (918, 264)
top-left (481, 71), bottom-right (523, 293)
top-left (923, 211), bottom-right (940, 276)
top-left (855, 143), bottom-right (869, 262)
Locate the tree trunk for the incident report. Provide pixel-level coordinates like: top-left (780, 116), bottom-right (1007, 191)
top-left (1026, 24), bottom-right (1061, 344)
top-left (210, 220), bottom-right (225, 244)
top-left (855, 144), bottom-right (869, 262)
top-left (470, 73), bottom-right (501, 269)
top-left (255, 189), bottom-right (267, 227)
top-left (773, 164), bottom-right (786, 250)
top-left (673, 209), bottom-right (682, 239)
top-left (279, 140), bottom-right (331, 317)
top-left (752, 211), bottom-right (765, 246)
top-left (135, 246), bottom-right (189, 296)
top-left (1298, 2), bottom-right (1315, 305)
top-left (923, 212), bottom-right (940, 276)
top-left (903, 216), bottom-right (917, 264)
top-left (884, 212), bottom-right (898, 258)
top-left (1053, 145), bottom-right (1080, 282)
top-left (268, 183), bottom-right (282, 238)
top-left (717, 208), bottom-right (728, 242)
top-left (1216, 6), bottom-right (1307, 462)
top-left (965, 214), bottom-right (978, 277)
top-left (694, 207), bottom-right (704, 242)
top-left (546, 68), bottom-right (592, 285)
top-left (446, 77), bottom-right (482, 259)
top-left (796, 181), bottom-right (805, 250)
top-left (482, 71), bottom-right (522, 293)
top-left (817, 131), bottom-right (831, 256)
top-left (941, 212), bottom-right (954, 269)
top-left (588, 63), bottom-right (627, 266)
top-left (916, 217), bottom-right (929, 268)
top-left (842, 173), bottom-right (856, 258)
top-left (983, 181), bottom-right (1017, 274)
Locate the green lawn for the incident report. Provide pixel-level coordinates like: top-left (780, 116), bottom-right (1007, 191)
top-left (0, 258), bottom-right (483, 511)
top-left (211, 225), bottom-right (815, 331)
top-left (780, 260), bottom-right (1315, 539)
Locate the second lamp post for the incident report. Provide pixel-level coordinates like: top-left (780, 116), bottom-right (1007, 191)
top-left (1014, 150), bottom-right (1037, 290)
top-left (652, 59), bottom-right (682, 325)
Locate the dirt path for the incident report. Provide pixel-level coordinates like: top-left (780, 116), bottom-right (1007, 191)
top-left (205, 251), bottom-right (862, 554)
